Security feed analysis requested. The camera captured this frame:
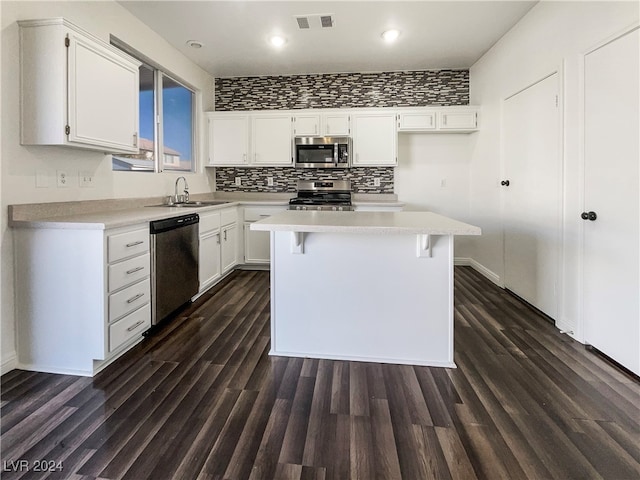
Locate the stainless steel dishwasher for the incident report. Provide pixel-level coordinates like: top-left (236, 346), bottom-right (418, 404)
top-left (150, 213), bottom-right (199, 325)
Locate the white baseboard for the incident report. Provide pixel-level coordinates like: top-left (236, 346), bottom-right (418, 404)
top-left (455, 257), bottom-right (502, 287)
top-left (1, 353), bottom-right (18, 375)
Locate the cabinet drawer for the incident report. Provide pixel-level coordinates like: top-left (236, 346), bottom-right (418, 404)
top-left (199, 211), bottom-right (221, 234)
top-left (108, 253), bottom-right (150, 292)
top-left (109, 303), bottom-right (150, 352)
top-left (221, 208), bottom-right (238, 226)
top-left (109, 278), bottom-right (150, 322)
top-left (108, 228), bottom-right (149, 263)
top-left (244, 206), bottom-right (287, 222)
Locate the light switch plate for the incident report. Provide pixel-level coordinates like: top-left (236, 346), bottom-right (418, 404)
top-left (36, 170), bottom-right (49, 188)
top-left (235, 177), bottom-right (242, 186)
top-left (79, 171), bottom-right (94, 187)
top-left (374, 178), bottom-right (381, 187)
top-left (267, 177), bottom-right (274, 186)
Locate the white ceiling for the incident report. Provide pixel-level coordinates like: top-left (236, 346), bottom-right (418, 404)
top-left (118, 1), bottom-right (537, 78)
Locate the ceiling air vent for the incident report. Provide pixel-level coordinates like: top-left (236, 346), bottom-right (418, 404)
top-left (294, 14), bottom-right (335, 30)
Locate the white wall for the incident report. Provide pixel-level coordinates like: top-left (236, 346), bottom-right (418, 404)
top-left (395, 133), bottom-right (474, 257)
top-left (0, 1), bottom-right (216, 373)
top-left (469, 1), bottom-right (639, 337)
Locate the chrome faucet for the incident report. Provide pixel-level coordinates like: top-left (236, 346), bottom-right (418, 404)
top-left (175, 176), bottom-right (189, 203)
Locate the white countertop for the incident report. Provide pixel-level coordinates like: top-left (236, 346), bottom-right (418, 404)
top-left (251, 211), bottom-right (481, 235)
top-left (8, 196), bottom-right (405, 230)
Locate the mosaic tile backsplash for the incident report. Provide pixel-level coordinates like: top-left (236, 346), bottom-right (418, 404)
top-left (216, 167), bottom-right (394, 194)
top-left (215, 70), bottom-right (469, 111)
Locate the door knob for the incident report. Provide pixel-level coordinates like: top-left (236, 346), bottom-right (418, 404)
top-left (581, 211), bottom-right (597, 221)
top-left (501, 180), bottom-right (510, 186)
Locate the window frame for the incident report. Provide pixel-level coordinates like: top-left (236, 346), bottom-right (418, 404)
top-left (110, 36), bottom-right (198, 173)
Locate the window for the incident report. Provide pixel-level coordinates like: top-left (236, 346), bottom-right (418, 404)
top-left (111, 38), bottom-right (196, 173)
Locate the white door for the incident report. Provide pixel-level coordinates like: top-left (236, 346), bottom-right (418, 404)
top-left (503, 73), bottom-right (561, 319)
top-left (583, 28), bottom-right (639, 375)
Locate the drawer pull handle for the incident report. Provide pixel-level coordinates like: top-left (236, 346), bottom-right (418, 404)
top-left (127, 293), bottom-right (144, 304)
top-left (127, 320), bottom-right (145, 332)
top-left (126, 240), bottom-right (144, 247)
top-left (126, 266), bottom-right (144, 275)
top-left (259, 215), bottom-right (270, 217)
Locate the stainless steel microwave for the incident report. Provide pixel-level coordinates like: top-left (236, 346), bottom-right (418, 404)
top-left (294, 137), bottom-right (351, 168)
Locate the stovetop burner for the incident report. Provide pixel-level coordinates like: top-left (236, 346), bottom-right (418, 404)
top-left (289, 179), bottom-right (353, 211)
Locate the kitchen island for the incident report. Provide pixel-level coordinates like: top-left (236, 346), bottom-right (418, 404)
top-left (252, 211), bottom-right (481, 368)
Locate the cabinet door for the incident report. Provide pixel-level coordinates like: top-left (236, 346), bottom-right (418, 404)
top-left (438, 111), bottom-right (477, 130)
top-left (293, 115), bottom-right (321, 137)
top-left (252, 115), bottom-right (293, 165)
top-left (199, 230), bottom-right (221, 290)
top-left (244, 223), bottom-right (271, 264)
top-left (67, 32), bottom-right (139, 152)
top-left (323, 113), bottom-right (350, 136)
top-left (209, 115), bottom-right (250, 165)
top-left (398, 112), bottom-right (436, 131)
top-left (352, 113), bottom-right (397, 166)
top-left (221, 223), bottom-right (238, 274)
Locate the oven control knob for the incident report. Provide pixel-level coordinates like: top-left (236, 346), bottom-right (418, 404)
top-left (338, 206), bottom-right (343, 211)
top-left (302, 206), bottom-right (307, 211)
top-left (296, 206), bottom-right (301, 211)
top-left (332, 206), bottom-right (337, 211)
top-left (317, 206), bottom-right (322, 211)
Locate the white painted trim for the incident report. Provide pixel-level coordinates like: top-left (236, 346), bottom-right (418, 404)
top-left (16, 362), bottom-right (92, 377)
top-left (1, 353), bottom-right (18, 375)
top-left (269, 350), bottom-right (457, 369)
top-left (455, 257), bottom-right (502, 287)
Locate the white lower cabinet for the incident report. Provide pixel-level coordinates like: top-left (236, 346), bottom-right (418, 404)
top-left (221, 223), bottom-right (238, 273)
top-left (198, 211), bottom-right (222, 294)
top-left (14, 223), bottom-right (151, 376)
top-left (243, 205), bottom-right (287, 265)
top-left (198, 207), bottom-right (238, 295)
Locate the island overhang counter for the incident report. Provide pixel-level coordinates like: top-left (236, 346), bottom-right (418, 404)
top-left (251, 211), bottom-right (481, 368)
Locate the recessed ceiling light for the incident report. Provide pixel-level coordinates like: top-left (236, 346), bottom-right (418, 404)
top-left (186, 40), bottom-right (204, 49)
top-left (381, 29), bottom-right (400, 43)
top-left (269, 35), bottom-right (287, 48)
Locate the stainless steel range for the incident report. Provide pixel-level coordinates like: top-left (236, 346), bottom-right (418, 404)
top-left (288, 180), bottom-right (353, 211)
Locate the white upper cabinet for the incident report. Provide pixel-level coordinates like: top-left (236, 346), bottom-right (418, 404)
top-left (352, 112), bottom-right (397, 166)
top-left (293, 114), bottom-right (321, 136)
top-left (323, 112), bottom-right (351, 136)
top-left (397, 107), bottom-right (478, 133)
top-left (252, 114), bottom-right (293, 166)
top-left (207, 113), bottom-right (250, 165)
top-left (19, 18), bottom-right (140, 154)
top-left (438, 110), bottom-right (477, 131)
top-left (397, 112), bottom-right (437, 131)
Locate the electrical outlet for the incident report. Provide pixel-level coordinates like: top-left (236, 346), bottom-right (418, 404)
top-left (374, 178), bottom-right (381, 187)
top-left (79, 171), bottom-right (94, 187)
top-left (56, 170), bottom-right (69, 188)
top-left (235, 177), bottom-right (242, 186)
top-left (267, 177), bottom-right (274, 187)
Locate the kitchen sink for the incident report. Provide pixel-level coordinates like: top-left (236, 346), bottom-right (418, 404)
top-left (146, 200), bottom-right (230, 208)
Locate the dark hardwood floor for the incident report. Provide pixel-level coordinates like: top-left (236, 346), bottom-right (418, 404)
top-left (2, 267), bottom-right (639, 479)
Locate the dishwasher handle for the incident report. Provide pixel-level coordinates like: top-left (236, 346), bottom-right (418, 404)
top-left (150, 213), bottom-right (199, 234)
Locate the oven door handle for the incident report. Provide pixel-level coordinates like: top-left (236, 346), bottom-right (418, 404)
top-left (334, 143), bottom-right (338, 167)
